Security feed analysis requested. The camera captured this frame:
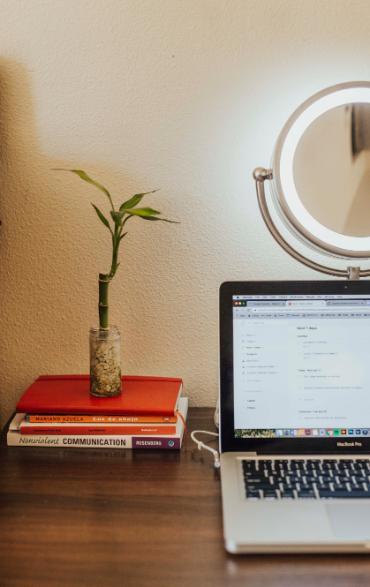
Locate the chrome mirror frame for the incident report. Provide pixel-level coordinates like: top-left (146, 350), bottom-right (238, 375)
top-left (254, 82), bottom-right (370, 280)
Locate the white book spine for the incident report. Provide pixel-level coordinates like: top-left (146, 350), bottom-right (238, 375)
top-left (7, 432), bottom-right (134, 449)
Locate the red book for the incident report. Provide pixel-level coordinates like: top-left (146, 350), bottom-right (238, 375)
top-left (19, 423), bottom-right (176, 436)
top-left (16, 375), bottom-right (183, 416)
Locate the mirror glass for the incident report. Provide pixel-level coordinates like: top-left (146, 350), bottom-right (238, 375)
top-left (294, 103), bottom-right (370, 237)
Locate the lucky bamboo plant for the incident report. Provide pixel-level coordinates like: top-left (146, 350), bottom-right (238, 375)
top-left (56, 169), bottom-right (176, 397)
top-left (58, 169), bottom-right (176, 329)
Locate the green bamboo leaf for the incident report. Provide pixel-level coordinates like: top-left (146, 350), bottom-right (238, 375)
top-left (54, 168), bottom-right (113, 201)
top-left (119, 190), bottom-right (158, 212)
top-left (119, 194), bottom-right (142, 211)
top-left (125, 207), bottom-right (161, 218)
top-left (91, 203), bottom-right (111, 230)
top-left (138, 216), bottom-right (179, 223)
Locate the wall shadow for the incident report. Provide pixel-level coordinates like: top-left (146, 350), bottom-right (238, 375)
top-left (0, 58), bottom-right (136, 428)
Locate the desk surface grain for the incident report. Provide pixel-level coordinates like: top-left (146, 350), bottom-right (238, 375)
top-left (1, 407), bottom-right (370, 587)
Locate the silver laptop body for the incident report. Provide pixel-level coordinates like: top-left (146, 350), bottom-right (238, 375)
top-left (219, 281), bottom-right (370, 553)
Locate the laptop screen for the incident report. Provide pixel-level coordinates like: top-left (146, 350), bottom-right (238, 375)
top-left (232, 293), bottom-right (370, 440)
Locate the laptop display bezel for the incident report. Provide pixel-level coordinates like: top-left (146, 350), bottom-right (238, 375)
top-left (220, 280), bottom-right (370, 454)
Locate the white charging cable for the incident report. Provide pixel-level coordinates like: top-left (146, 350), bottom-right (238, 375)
top-left (190, 430), bottom-right (220, 469)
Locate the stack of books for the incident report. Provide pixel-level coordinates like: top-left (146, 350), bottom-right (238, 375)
top-left (7, 374), bottom-right (187, 450)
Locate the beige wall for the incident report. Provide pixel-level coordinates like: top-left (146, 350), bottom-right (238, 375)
top-left (1, 0), bottom-right (370, 425)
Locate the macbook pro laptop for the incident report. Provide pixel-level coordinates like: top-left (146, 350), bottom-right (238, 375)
top-left (219, 280), bottom-right (370, 553)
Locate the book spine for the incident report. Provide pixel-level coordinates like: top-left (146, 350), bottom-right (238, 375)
top-left (131, 437), bottom-right (181, 449)
top-left (26, 414), bottom-right (177, 424)
top-left (7, 432), bottom-right (182, 450)
top-left (20, 424), bottom-right (176, 435)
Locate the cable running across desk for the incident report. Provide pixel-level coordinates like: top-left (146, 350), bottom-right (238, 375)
top-left (191, 430), bottom-right (220, 468)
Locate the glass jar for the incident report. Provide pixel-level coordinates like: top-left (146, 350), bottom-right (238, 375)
top-left (89, 326), bottom-right (122, 397)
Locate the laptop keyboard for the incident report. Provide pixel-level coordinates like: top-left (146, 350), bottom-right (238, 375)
top-left (243, 459), bottom-right (370, 500)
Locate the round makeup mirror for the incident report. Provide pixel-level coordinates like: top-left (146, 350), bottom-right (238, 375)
top-left (254, 82), bottom-right (370, 278)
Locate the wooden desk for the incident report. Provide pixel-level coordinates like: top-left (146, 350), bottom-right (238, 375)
top-left (1, 408), bottom-right (370, 587)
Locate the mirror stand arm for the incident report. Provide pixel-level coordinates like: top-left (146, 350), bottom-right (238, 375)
top-left (253, 167), bottom-right (366, 280)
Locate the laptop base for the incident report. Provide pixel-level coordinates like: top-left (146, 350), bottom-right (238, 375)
top-left (221, 452), bottom-right (370, 554)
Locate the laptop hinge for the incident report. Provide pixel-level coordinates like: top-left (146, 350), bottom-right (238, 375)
top-left (238, 452), bottom-right (257, 456)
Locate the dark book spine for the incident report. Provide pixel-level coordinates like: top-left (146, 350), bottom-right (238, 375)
top-left (132, 437), bottom-right (181, 449)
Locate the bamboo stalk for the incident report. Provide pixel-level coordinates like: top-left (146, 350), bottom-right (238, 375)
top-left (98, 273), bottom-right (110, 329)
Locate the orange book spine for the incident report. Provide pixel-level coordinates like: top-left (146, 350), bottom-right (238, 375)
top-left (20, 424), bottom-right (176, 435)
top-left (26, 414), bottom-right (177, 424)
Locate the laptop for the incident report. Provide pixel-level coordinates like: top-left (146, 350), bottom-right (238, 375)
top-left (219, 280), bottom-right (370, 553)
